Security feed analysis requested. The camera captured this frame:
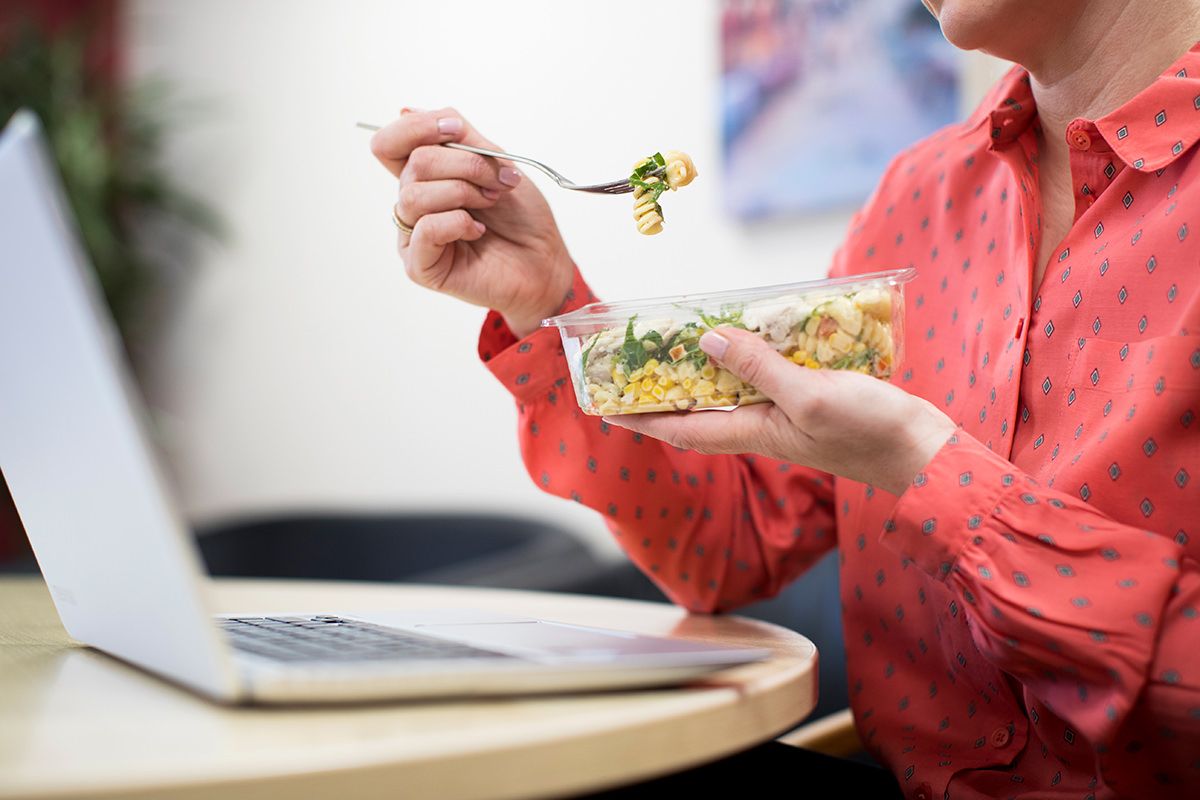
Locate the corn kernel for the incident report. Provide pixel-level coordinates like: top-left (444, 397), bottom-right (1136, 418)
top-left (804, 359), bottom-right (820, 369)
top-left (700, 364), bottom-right (716, 380)
top-left (791, 349), bottom-right (809, 364)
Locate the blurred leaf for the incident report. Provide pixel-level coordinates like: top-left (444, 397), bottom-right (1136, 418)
top-left (0, 17), bottom-right (220, 344)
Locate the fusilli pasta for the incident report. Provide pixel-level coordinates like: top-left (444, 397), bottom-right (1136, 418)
top-left (632, 175), bottom-right (665, 235)
top-left (662, 150), bottom-right (697, 189)
top-left (629, 151), bottom-right (697, 235)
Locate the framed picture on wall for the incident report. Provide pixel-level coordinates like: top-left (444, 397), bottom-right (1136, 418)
top-left (721, 0), bottom-right (960, 218)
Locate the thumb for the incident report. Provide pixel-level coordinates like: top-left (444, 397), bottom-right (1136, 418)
top-left (699, 327), bottom-right (815, 406)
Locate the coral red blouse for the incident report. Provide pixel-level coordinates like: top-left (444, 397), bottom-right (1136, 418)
top-left (477, 50), bottom-right (1200, 800)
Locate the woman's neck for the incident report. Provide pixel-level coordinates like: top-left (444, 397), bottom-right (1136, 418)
top-left (1026, 1), bottom-right (1200, 146)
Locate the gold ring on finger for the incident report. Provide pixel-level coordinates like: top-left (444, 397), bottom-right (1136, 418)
top-left (392, 204), bottom-right (415, 236)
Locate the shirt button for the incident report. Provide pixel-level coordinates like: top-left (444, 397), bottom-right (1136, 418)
top-left (1068, 129), bottom-right (1092, 151)
top-left (991, 726), bottom-right (1012, 748)
top-left (914, 782), bottom-right (933, 800)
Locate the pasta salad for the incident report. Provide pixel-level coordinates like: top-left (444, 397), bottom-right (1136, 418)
top-left (543, 269), bottom-right (915, 416)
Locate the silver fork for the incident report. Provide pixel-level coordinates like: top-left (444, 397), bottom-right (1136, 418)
top-left (356, 121), bottom-right (661, 195)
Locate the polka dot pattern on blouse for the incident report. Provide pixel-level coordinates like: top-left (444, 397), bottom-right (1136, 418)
top-left (477, 49), bottom-right (1200, 800)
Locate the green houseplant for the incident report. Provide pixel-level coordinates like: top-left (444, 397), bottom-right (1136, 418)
top-left (0, 19), bottom-right (219, 348)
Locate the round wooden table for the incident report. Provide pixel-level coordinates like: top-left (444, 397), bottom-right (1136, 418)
top-left (0, 577), bottom-right (817, 800)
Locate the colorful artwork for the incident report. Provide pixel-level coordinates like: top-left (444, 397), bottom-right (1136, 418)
top-left (721, 0), bottom-right (960, 218)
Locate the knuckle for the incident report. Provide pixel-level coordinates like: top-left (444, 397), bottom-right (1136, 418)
top-left (397, 183), bottom-right (421, 215)
top-left (734, 349), bottom-right (766, 386)
top-left (406, 146), bottom-right (434, 177)
top-left (457, 181), bottom-right (476, 206)
top-left (466, 155), bottom-right (491, 183)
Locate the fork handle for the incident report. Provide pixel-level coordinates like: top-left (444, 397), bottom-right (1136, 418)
top-left (355, 123), bottom-right (568, 185)
top-left (441, 143), bottom-right (569, 184)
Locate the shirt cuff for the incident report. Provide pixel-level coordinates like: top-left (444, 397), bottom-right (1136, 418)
top-left (477, 264), bottom-right (597, 403)
top-left (880, 430), bottom-right (1024, 581)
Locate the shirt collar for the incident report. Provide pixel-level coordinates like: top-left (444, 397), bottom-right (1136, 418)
top-left (973, 42), bottom-right (1200, 172)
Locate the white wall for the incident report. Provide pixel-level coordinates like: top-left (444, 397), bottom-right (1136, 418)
top-left (125, 1), bottom-right (1007, 554)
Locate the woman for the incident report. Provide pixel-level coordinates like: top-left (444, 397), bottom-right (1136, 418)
top-left (370, 1), bottom-right (1200, 797)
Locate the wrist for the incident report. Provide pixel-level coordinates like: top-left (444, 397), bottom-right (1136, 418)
top-left (502, 252), bottom-right (579, 338)
top-left (503, 313), bottom-right (547, 340)
top-left (886, 397), bottom-right (956, 495)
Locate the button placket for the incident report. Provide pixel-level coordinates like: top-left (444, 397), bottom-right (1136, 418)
top-left (1065, 124), bottom-right (1116, 223)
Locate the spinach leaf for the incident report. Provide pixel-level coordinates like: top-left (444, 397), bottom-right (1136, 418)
top-left (618, 315), bottom-right (649, 372)
top-left (630, 176), bottom-right (668, 205)
top-left (580, 331), bottom-right (602, 372)
top-left (630, 153), bottom-right (670, 206)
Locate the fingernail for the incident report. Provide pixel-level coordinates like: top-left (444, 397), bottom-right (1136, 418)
top-left (437, 117), bottom-right (463, 135)
top-left (481, 187), bottom-right (500, 200)
top-left (473, 220), bottom-right (486, 235)
top-left (499, 167), bottom-right (522, 187)
top-left (400, 106), bottom-right (425, 115)
top-left (699, 331), bottom-right (729, 358)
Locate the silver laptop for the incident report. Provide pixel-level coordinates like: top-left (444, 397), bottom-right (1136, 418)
top-left (0, 111), bottom-right (769, 704)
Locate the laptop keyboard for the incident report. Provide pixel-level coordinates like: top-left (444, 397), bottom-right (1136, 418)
top-left (219, 615), bottom-right (518, 663)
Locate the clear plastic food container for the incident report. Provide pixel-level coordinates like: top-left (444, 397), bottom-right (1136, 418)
top-left (541, 268), bottom-right (915, 416)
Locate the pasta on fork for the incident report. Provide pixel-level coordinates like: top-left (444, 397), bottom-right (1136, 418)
top-left (630, 151), bottom-right (697, 235)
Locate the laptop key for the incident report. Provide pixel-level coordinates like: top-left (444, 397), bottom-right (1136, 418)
top-left (219, 615), bottom-right (518, 663)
